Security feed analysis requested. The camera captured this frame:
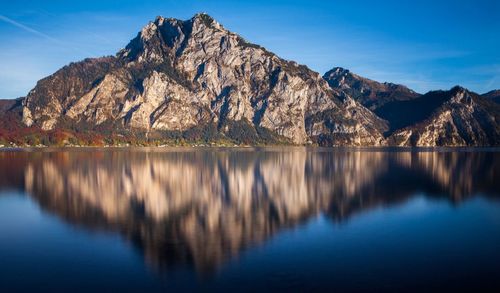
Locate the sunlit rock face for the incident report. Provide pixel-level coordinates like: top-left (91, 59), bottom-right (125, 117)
top-left (14, 14), bottom-right (499, 146)
top-left (0, 148), bottom-right (498, 273)
top-left (378, 87), bottom-right (500, 146)
top-left (20, 14), bottom-right (387, 145)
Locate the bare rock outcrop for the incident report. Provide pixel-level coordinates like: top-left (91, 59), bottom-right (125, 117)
top-left (20, 14), bottom-right (387, 145)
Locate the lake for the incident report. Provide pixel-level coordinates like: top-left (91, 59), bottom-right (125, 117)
top-left (0, 147), bottom-right (499, 292)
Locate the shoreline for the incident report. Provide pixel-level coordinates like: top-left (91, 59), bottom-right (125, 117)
top-left (1, 145), bottom-right (499, 152)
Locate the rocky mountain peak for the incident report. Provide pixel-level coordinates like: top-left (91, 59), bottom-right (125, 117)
top-left (323, 67), bottom-right (353, 87)
top-left (191, 13), bottom-right (220, 28)
top-left (119, 13), bottom-right (229, 65)
top-left (323, 67), bottom-right (420, 110)
top-left (16, 13), bottom-right (390, 145)
top-left (377, 86), bottom-right (500, 146)
top-left (450, 85), bottom-right (467, 94)
top-left (448, 86), bottom-right (473, 104)
top-left (5, 14), bottom-right (498, 147)
top-left (324, 67), bottom-right (350, 76)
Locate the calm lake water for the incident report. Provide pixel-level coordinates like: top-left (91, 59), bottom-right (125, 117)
top-left (0, 147), bottom-right (499, 292)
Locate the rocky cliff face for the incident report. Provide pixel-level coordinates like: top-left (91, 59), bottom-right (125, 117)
top-left (20, 14), bottom-right (387, 146)
top-left (380, 87), bottom-right (500, 146)
top-left (323, 67), bottom-right (420, 110)
top-left (4, 13), bottom-right (499, 146)
top-left (322, 67), bottom-right (500, 146)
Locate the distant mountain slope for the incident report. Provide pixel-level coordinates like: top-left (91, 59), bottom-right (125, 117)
top-left (482, 90), bottom-right (500, 103)
top-left (381, 87), bottom-right (500, 146)
top-left (323, 67), bottom-right (420, 110)
top-left (0, 98), bottom-right (22, 114)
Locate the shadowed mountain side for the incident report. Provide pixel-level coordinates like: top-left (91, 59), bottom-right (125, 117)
top-left (483, 90), bottom-right (500, 104)
top-left (0, 98), bottom-right (23, 114)
top-left (376, 87), bottom-right (500, 146)
top-left (376, 90), bottom-right (453, 132)
top-left (323, 67), bottom-right (420, 110)
top-left (0, 149), bottom-right (498, 274)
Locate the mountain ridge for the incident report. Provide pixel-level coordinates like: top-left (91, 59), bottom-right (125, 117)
top-left (323, 67), bottom-right (420, 110)
top-left (0, 13), bottom-right (498, 147)
top-left (379, 86), bottom-right (500, 146)
top-left (482, 90), bottom-right (500, 104)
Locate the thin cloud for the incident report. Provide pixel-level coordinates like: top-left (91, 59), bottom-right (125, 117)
top-left (0, 14), bottom-right (94, 56)
top-left (35, 9), bottom-right (119, 45)
top-left (486, 75), bottom-right (500, 90)
top-left (0, 14), bottom-right (62, 44)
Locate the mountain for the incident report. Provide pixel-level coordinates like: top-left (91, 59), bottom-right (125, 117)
top-left (323, 67), bottom-right (420, 110)
top-left (377, 86), bottom-right (500, 146)
top-left (0, 98), bottom-right (22, 115)
top-left (0, 98), bottom-right (25, 143)
top-left (321, 67), bottom-right (500, 147)
top-left (483, 90), bottom-right (500, 103)
top-left (18, 13), bottom-right (387, 146)
top-left (0, 13), bottom-right (498, 147)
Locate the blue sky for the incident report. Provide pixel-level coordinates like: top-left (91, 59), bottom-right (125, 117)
top-left (0, 0), bottom-right (498, 99)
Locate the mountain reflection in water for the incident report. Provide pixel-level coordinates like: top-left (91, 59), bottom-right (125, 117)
top-left (0, 148), bottom-right (498, 274)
